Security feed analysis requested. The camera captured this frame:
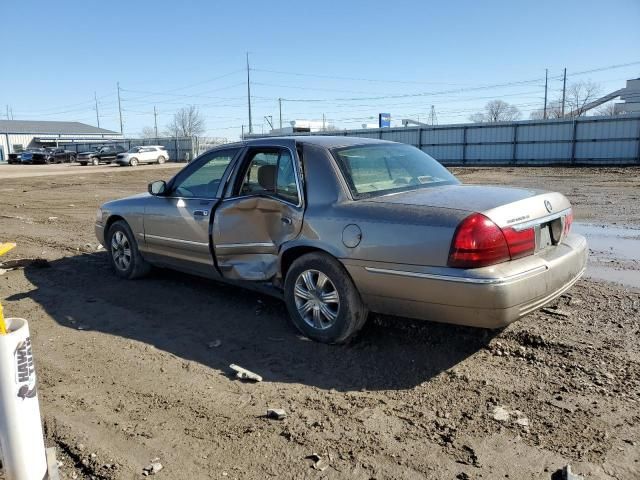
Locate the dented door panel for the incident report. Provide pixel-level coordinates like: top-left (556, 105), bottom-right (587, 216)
top-left (213, 196), bottom-right (303, 280)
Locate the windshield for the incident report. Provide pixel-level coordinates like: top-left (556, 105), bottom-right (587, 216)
top-left (128, 147), bottom-right (141, 153)
top-left (332, 143), bottom-right (459, 198)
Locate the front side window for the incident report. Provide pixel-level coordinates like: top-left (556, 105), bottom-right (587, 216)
top-left (172, 148), bottom-right (239, 198)
top-left (238, 148), bottom-right (300, 205)
top-left (332, 143), bottom-right (459, 198)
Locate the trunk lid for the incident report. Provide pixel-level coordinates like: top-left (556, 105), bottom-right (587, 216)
top-left (367, 184), bottom-right (571, 228)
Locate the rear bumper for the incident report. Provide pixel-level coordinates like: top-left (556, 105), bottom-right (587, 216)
top-left (344, 233), bottom-right (588, 329)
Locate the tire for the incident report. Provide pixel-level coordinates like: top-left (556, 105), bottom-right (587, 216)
top-left (79, 162), bottom-right (87, 166)
top-left (91, 157), bottom-right (99, 166)
top-left (284, 252), bottom-right (368, 344)
top-left (157, 156), bottom-right (166, 164)
top-left (106, 220), bottom-right (151, 279)
top-left (129, 157), bottom-right (139, 167)
top-left (69, 155), bottom-right (77, 163)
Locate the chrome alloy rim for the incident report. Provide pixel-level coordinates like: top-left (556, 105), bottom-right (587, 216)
top-left (293, 269), bottom-right (340, 330)
top-left (111, 231), bottom-right (132, 271)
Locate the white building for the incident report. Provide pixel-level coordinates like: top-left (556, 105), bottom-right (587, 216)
top-left (0, 120), bottom-right (122, 162)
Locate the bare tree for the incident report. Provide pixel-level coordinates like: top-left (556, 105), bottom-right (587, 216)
top-left (164, 105), bottom-right (205, 137)
top-left (470, 100), bottom-right (521, 123)
top-left (594, 102), bottom-right (619, 116)
top-left (529, 100), bottom-right (563, 120)
top-left (140, 126), bottom-right (157, 138)
top-left (565, 80), bottom-right (601, 117)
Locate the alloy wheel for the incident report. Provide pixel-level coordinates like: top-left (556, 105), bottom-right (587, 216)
top-left (293, 269), bottom-right (340, 330)
top-left (111, 231), bottom-right (132, 271)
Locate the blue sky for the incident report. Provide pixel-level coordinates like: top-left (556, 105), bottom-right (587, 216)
top-left (1, 0), bottom-right (639, 140)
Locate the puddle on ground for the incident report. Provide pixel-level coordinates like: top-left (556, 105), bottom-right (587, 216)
top-left (572, 222), bottom-right (640, 289)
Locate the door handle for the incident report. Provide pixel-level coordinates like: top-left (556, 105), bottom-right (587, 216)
top-left (193, 210), bottom-right (209, 217)
top-left (281, 216), bottom-right (292, 225)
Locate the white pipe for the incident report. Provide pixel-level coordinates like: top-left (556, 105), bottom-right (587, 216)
top-left (0, 318), bottom-right (47, 480)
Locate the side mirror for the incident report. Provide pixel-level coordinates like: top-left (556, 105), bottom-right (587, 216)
top-left (148, 180), bottom-right (167, 196)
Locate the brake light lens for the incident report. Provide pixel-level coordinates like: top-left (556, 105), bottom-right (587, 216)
top-left (502, 226), bottom-right (535, 259)
top-left (448, 213), bottom-right (535, 268)
top-left (563, 209), bottom-right (573, 236)
top-left (448, 213), bottom-right (510, 268)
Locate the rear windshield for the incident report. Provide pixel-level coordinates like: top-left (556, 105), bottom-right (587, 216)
top-left (332, 143), bottom-right (459, 198)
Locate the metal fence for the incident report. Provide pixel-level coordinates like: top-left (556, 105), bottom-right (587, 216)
top-left (62, 137), bottom-right (196, 162)
top-left (285, 114), bottom-right (640, 166)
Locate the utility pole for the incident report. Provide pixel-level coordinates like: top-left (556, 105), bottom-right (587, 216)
top-left (428, 105), bottom-right (438, 126)
top-left (241, 125), bottom-right (245, 140)
top-left (117, 82), bottom-right (123, 134)
top-left (278, 98), bottom-right (283, 129)
top-left (5, 105), bottom-right (9, 120)
top-left (154, 106), bottom-right (158, 138)
top-left (246, 52), bottom-right (253, 134)
top-left (561, 67), bottom-right (567, 117)
top-left (543, 69), bottom-right (548, 120)
top-left (322, 113), bottom-right (326, 131)
top-left (94, 92), bottom-right (100, 128)
top-left (9, 108), bottom-right (13, 120)
top-left (264, 115), bottom-right (273, 130)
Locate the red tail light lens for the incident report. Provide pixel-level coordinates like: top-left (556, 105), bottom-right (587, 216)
top-left (448, 213), bottom-right (510, 268)
top-left (502, 226), bottom-right (535, 259)
top-left (563, 209), bottom-right (573, 236)
top-left (448, 213), bottom-right (536, 268)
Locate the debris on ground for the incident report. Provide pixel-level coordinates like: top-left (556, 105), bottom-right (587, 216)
top-left (541, 307), bottom-right (571, 317)
top-left (551, 464), bottom-right (585, 480)
top-left (266, 408), bottom-right (287, 420)
top-left (0, 258), bottom-right (50, 270)
top-left (491, 406), bottom-right (529, 428)
top-left (142, 461), bottom-right (163, 476)
top-left (229, 364), bottom-right (263, 382)
top-left (305, 454), bottom-right (328, 471)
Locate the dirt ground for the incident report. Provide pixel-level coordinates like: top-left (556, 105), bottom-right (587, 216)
top-left (0, 165), bottom-right (638, 480)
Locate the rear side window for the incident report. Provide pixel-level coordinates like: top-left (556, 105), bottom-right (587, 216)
top-left (237, 148), bottom-right (300, 205)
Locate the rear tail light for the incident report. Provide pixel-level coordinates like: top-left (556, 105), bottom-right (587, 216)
top-left (448, 213), bottom-right (535, 269)
top-left (563, 209), bottom-right (573, 236)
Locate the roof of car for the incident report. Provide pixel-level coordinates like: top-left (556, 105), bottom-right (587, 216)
top-left (219, 135), bottom-right (395, 151)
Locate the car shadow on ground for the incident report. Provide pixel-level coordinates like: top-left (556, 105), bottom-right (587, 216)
top-left (12, 253), bottom-right (497, 392)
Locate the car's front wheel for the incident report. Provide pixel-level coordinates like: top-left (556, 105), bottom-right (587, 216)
top-left (106, 220), bottom-right (151, 279)
top-left (284, 252), bottom-right (368, 344)
top-left (129, 157), bottom-right (139, 167)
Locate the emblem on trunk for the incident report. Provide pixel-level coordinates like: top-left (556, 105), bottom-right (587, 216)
top-left (544, 200), bottom-right (553, 213)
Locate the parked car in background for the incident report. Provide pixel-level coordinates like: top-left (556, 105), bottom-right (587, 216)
top-left (114, 145), bottom-right (170, 166)
top-left (44, 147), bottom-right (77, 163)
top-left (95, 136), bottom-right (587, 344)
top-left (20, 148), bottom-right (51, 164)
top-left (77, 145), bottom-right (126, 166)
top-left (7, 153), bottom-right (22, 164)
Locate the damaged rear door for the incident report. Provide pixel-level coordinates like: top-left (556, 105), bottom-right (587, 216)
top-left (213, 143), bottom-right (304, 281)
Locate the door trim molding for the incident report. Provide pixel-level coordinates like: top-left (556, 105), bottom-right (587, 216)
top-left (145, 234), bottom-right (209, 247)
top-left (216, 242), bottom-right (275, 249)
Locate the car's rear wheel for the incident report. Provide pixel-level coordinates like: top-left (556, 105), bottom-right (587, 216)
top-left (79, 161), bottom-right (87, 166)
top-left (91, 157), bottom-right (99, 166)
top-left (106, 220), bottom-right (151, 279)
top-left (129, 157), bottom-right (139, 167)
top-left (284, 252), bottom-right (368, 344)
top-left (157, 156), bottom-right (166, 164)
